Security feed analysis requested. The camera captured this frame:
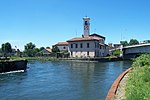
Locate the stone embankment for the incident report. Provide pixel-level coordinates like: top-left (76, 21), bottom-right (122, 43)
top-left (106, 68), bottom-right (132, 100)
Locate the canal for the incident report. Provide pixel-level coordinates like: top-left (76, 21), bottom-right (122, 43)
top-left (0, 60), bottom-right (132, 100)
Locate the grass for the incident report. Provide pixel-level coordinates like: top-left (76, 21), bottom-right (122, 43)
top-left (125, 54), bottom-right (150, 100)
top-left (10, 56), bottom-right (62, 61)
top-left (9, 55), bottom-right (120, 61)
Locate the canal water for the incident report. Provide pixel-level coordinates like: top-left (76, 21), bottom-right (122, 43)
top-left (0, 60), bottom-right (132, 100)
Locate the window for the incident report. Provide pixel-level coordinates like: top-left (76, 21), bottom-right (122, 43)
top-left (80, 43), bottom-right (83, 48)
top-left (95, 42), bottom-right (96, 48)
top-left (63, 46), bottom-right (66, 49)
top-left (71, 44), bottom-right (73, 48)
top-left (87, 43), bottom-right (89, 48)
top-left (97, 43), bottom-right (99, 48)
top-left (100, 45), bottom-right (101, 49)
top-left (87, 51), bottom-right (89, 56)
top-left (76, 44), bottom-right (78, 48)
top-left (85, 21), bottom-right (88, 25)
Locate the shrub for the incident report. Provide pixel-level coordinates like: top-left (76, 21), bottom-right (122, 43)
top-left (125, 54), bottom-right (150, 100)
top-left (112, 49), bottom-right (122, 56)
top-left (132, 54), bottom-right (150, 68)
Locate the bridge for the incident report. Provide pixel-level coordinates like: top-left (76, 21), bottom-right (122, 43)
top-left (110, 43), bottom-right (150, 59)
top-left (122, 43), bottom-right (150, 59)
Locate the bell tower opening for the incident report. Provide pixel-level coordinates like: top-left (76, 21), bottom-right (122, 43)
top-left (83, 16), bottom-right (90, 37)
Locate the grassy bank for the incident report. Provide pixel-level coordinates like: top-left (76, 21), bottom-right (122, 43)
top-left (10, 56), bottom-right (61, 61)
top-left (10, 56), bottom-right (120, 61)
top-left (125, 54), bottom-right (150, 100)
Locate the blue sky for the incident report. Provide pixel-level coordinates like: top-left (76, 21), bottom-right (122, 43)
top-left (0, 0), bottom-right (150, 50)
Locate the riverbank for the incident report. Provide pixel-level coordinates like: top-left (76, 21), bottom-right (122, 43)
top-left (113, 71), bottom-right (130, 100)
top-left (10, 56), bottom-right (127, 62)
top-left (124, 54), bottom-right (150, 100)
top-left (106, 54), bottom-right (150, 100)
top-left (106, 68), bottom-right (132, 100)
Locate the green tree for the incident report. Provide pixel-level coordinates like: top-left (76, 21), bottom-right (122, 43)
top-left (112, 49), bottom-right (122, 56)
top-left (25, 42), bottom-right (35, 50)
top-left (1, 42), bottom-right (12, 56)
top-left (46, 47), bottom-right (50, 49)
top-left (129, 39), bottom-right (139, 45)
top-left (120, 41), bottom-right (129, 47)
top-left (52, 45), bottom-right (60, 53)
top-left (39, 47), bottom-right (45, 51)
top-left (35, 48), bottom-right (40, 52)
top-left (24, 42), bottom-right (36, 57)
top-left (143, 40), bottom-right (150, 43)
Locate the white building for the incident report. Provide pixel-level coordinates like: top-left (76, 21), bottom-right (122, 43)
top-left (55, 42), bottom-right (69, 52)
top-left (67, 17), bottom-right (109, 58)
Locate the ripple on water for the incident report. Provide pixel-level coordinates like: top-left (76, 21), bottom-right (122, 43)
top-left (0, 60), bottom-right (132, 100)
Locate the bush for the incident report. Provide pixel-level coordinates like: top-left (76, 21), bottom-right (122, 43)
top-left (125, 54), bottom-right (150, 100)
top-left (132, 54), bottom-right (150, 68)
top-left (112, 49), bottom-right (122, 56)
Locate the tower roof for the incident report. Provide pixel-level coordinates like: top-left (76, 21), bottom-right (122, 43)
top-left (83, 16), bottom-right (90, 20)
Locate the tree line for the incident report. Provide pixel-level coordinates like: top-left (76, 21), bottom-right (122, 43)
top-left (120, 39), bottom-right (150, 47)
top-left (0, 42), bottom-right (60, 57)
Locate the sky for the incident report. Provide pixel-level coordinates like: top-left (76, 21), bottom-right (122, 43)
top-left (0, 0), bottom-right (150, 50)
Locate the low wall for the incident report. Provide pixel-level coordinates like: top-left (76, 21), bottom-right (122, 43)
top-left (105, 68), bottom-right (132, 100)
top-left (0, 60), bottom-right (28, 73)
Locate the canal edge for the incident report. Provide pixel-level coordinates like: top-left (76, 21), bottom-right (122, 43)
top-left (105, 67), bottom-right (132, 100)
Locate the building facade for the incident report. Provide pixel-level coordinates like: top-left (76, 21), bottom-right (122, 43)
top-left (67, 17), bottom-right (109, 58)
top-left (55, 42), bottom-right (69, 52)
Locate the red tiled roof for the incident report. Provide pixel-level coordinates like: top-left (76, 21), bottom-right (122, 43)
top-left (55, 42), bottom-right (68, 45)
top-left (67, 36), bottom-right (102, 42)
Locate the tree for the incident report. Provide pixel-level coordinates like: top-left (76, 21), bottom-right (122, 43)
top-left (112, 49), bottom-right (122, 57)
top-left (143, 40), bottom-right (150, 43)
top-left (24, 42), bottom-right (36, 57)
top-left (1, 42), bottom-right (12, 56)
top-left (46, 47), bottom-right (50, 49)
top-left (25, 42), bottom-right (35, 50)
top-left (39, 47), bottom-right (45, 51)
top-left (35, 48), bottom-right (40, 53)
top-left (16, 49), bottom-right (22, 57)
top-left (120, 41), bottom-right (129, 47)
top-left (52, 45), bottom-right (60, 53)
top-left (129, 39), bottom-right (139, 45)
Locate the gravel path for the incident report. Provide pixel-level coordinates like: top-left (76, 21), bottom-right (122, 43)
top-left (113, 73), bottom-right (129, 100)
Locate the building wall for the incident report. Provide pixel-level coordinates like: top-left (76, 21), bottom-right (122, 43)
top-left (68, 40), bottom-right (108, 58)
top-left (56, 45), bottom-right (68, 52)
top-left (99, 45), bottom-right (109, 56)
top-left (72, 51), bottom-right (95, 58)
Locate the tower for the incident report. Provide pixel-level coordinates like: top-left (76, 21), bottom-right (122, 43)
top-left (83, 16), bottom-right (90, 37)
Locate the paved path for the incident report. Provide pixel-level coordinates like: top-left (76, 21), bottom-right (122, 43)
top-left (114, 73), bottom-right (129, 100)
